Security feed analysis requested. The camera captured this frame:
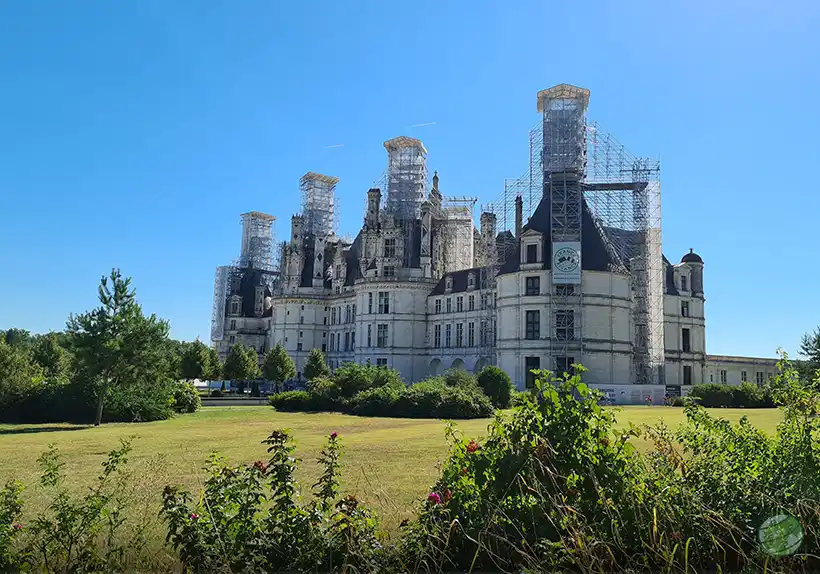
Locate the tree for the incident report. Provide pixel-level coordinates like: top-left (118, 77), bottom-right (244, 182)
top-left (66, 268), bottom-right (172, 426)
top-left (799, 328), bottom-right (820, 378)
top-left (222, 342), bottom-right (259, 382)
top-left (206, 347), bottom-right (221, 381)
top-left (0, 338), bottom-right (44, 409)
top-left (262, 344), bottom-right (295, 393)
top-left (303, 349), bottom-right (330, 382)
top-left (476, 365), bottom-right (514, 408)
top-left (32, 333), bottom-right (72, 384)
top-left (245, 345), bottom-right (262, 380)
top-left (180, 339), bottom-right (212, 381)
top-left (2, 328), bottom-right (34, 348)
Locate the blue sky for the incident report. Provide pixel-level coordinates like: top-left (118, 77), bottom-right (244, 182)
top-left (1, 0), bottom-right (818, 358)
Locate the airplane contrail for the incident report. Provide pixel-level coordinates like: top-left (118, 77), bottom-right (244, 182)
top-left (408, 122), bottom-right (437, 128)
top-left (324, 144), bottom-right (345, 149)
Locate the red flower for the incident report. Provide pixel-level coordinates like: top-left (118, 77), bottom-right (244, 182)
top-left (330, 431), bottom-right (338, 439)
top-left (427, 492), bottom-right (442, 505)
top-left (190, 513), bottom-right (199, 520)
top-left (466, 440), bottom-right (479, 453)
top-left (253, 460), bottom-right (268, 472)
top-left (12, 523), bottom-right (22, 531)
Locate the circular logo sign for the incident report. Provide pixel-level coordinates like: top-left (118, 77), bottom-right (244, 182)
top-left (758, 514), bottom-right (803, 556)
top-left (554, 247), bottom-right (579, 273)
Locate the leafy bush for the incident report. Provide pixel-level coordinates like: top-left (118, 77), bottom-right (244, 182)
top-left (334, 363), bottom-right (378, 398)
top-left (162, 430), bottom-right (385, 572)
top-left (442, 368), bottom-right (476, 388)
top-left (348, 382), bottom-right (405, 417)
top-left (476, 365), bottom-right (514, 408)
top-left (690, 382), bottom-right (774, 407)
top-left (306, 376), bottom-right (345, 411)
top-left (172, 381), bottom-right (201, 413)
top-left (510, 389), bottom-right (532, 407)
top-left (269, 390), bottom-right (312, 411)
top-left (350, 377), bottom-right (494, 419)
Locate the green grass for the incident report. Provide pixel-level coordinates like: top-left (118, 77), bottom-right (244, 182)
top-left (0, 406), bottom-right (783, 534)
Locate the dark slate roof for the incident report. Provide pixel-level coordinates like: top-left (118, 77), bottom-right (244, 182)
top-left (300, 238), bottom-right (315, 288)
top-left (234, 267), bottom-right (274, 317)
top-left (344, 232), bottom-right (363, 286)
top-left (681, 249), bottom-right (704, 264)
top-left (498, 193), bottom-right (617, 275)
top-left (663, 256), bottom-right (679, 296)
top-left (431, 267), bottom-right (482, 295)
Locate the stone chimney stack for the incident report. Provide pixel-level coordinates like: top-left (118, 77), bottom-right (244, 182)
top-left (514, 196), bottom-right (523, 238)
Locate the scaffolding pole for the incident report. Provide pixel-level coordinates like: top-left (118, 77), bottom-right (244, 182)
top-left (300, 172), bottom-right (339, 238)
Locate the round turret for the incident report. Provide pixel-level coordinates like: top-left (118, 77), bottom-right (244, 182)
top-left (681, 248), bottom-right (703, 264)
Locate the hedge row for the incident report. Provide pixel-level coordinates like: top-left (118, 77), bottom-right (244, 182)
top-left (689, 382), bottom-right (774, 408)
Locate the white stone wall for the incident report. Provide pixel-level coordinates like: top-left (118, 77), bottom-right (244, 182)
top-left (269, 297), bottom-right (328, 380)
top-left (496, 269), bottom-right (632, 390)
top-left (216, 316), bottom-right (269, 363)
top-left (705, 355), bottom-right (779, 386)
top-left (426, 288), bottom-right (492, 377)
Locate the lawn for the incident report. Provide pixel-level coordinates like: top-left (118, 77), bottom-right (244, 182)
top-left (0, 406), bottom-right (782, 535)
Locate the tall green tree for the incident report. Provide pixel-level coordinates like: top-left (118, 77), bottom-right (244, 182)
top-left (66, 268), bottom-right (171, 426)
top-left (2, 328), bottom-right (34, 348)
top-left (32, 333), bottom-right (72, 384)
top-left (180, 339), bottom-right (212, 380)
top-left (207, 347), bottom-right (221, 381)
top-left (0, 338), bottom-right (44, 408)
top-left (222, 342), bottom-right (259, 382)
top-left (262, 343), bottom-right (295, 393)
top-left (799, 328), bottom-right (820, 382)
top-left (303, 348), bottom-right (330, 381)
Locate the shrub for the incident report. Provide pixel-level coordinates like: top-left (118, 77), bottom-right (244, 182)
top-left (172, 381), bottom-right (201, 413)
top-left (690, 382), bottom-right (774, 407)
top-left (443, 368), bottom-right (476, 388)
top-left (348, 382), bottom-right (405, 417)
top-left (510, 389), bottom-right (532, 407)
top-left (334, 363), bottom-right (376, 398)
top-left (162, 430), bottom-right (384, 572)
top-left (371, 366), bottom-right (403, 389)
top-left (306, 376), bottom-right (345, 411)
top-left (269, 390), bottom-right (311, 411)
top-left (476, 365), bottom-right (514, 408)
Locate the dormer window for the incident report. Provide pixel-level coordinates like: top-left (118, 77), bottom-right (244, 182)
top-left (384, 238), bottom-right (396, 258)
top-left (680, 274), bottom-right (688, 291)
top-left (467, 273), bottom-right (475, 288)
top-left (526, 244), bottom-right (538, 264)
top-left (445, 276), bottom-right (453, 291)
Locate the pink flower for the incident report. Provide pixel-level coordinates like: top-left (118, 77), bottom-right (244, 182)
top-left (427, 492), bottom-right (442, 505)
top-left (253, 460), bottom-right (268, 472)
top-left (12, 523), bottom-right (22, 531)
top-left (330, 431), bottom-right (338, 439)
top-left (190, 513), bottom-right (199, 520)
top-left (466, 440), bottom-right (479, 454)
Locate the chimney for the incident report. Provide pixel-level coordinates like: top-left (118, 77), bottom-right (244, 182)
top-left (514, 196), bottom-right (523, 238)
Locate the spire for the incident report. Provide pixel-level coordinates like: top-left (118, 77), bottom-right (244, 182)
top-left (432, 170), bottom-right (439, 192)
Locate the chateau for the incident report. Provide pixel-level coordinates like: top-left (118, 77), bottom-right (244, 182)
top-left (211, 84), bottom-right (776, 403)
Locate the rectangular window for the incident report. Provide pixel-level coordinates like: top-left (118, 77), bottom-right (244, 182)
top-left (383, 266), bottom-right (395, 277)
top-left (331, 308), bottom-right (336, 325)
top-left (555, 284), bottom-right (575, 296)
top-left (525, 276), bottom-right (540, 296)
top-left (446, 298), bottom-right (452, 313)
top-left (556, 310), bottom-right (575, 341)
top-left (321, 343), bottom-right (326, 352)
top-left (368, 292), bottom-right (373, 314)
top-left (352, 304), bottom-right (356, 319)
top-left (480, 293), bottom-right (488, 309)
top-left (556, 356), bottom-right (575, 376)
top-left (468, 274), bottom-right (475, 288)
top-left (456, 323), bottom-right (463, 347)
top-left (720, 370), bottom-right (727, 384)
top-left (525, 356), bottom-right (540, 389)
top-left (384, 238), bottom-right (396, 258)
top-left (445, 324), bottom-right (452, 348)
top-left (229, 335), bottom-right (235, 344)
top-left (376, 358), bottom-right (388, 367)
top-left (300, 316), bottom-right (304, 324)
top-left (297, 342), bottom-right (303, 351)
top-left (526, 244), bottom-right (538, 263)
top-left (377, 324), bottom-right (388, 348)
top-left (367, 324), bottom-right (372, 347)
top-left (435, 299), bottom-right (441, 314)
top-left (480, 320), bottom-right (488, 346)
top-left (468, 322), bottom-right (475, 347)
top-left (682, 328), bottom-right (691, 353)
top-left (230, 319), bottom-right (236, 330)
top-left (681, 275), bottom-right (688, 291)
top-left (456, 296), bottom-right (463, 312)
top-left (525, 310), bottom-right (540, 340)
top-left (346, 305), bottom-right (351, 323)
top-left (741, 370), bottom-right (747, 382)
top-left (681, 301), bottom-right (690, 317)
top-left (683, 365), bottom-right (692, 386)
top-left (434, 324), bottom-right (441, 348)
top-left (378, 292), bottom-right (390, 314)
top-left (323, 317), bottom-right (327, 325)
top-left (756, 371), bottom-right (764, 385)
top-left (330, 333), bottom-right (335, 351)
top-left (468, 295), bottom-right (475, 311)
top-left (344, 332), bottom-right (350, 352)
top-left (351, 331), bottom-right (355, 349)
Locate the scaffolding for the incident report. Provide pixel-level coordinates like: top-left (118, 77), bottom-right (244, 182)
top-left (440, 196), bottom-right (476, 273)
top-left (210, 265), bottom-right (231, 342)
top-left (585, 121), bottom-right (664, 385)
top-left (300, 172), bottom-right (339, 238)
top-left (384, 136), bottom-right (428, 220)
top-left (238, 211), bottom-right (276, 271)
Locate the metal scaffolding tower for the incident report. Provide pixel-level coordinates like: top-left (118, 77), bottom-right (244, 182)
top-left (384, 136), bottom-right (428, 220)
top-left (238, 211), bottom-right (276, 271)
top-left (210, 265), bottom-right (231, 342)
top-left (300, 172), bottom-right (339, 238)
top-left (440, 196), bottom-right (476, 273)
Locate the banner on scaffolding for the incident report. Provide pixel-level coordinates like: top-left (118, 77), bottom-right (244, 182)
top-left (551, 241), bottom-right (581, 284)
